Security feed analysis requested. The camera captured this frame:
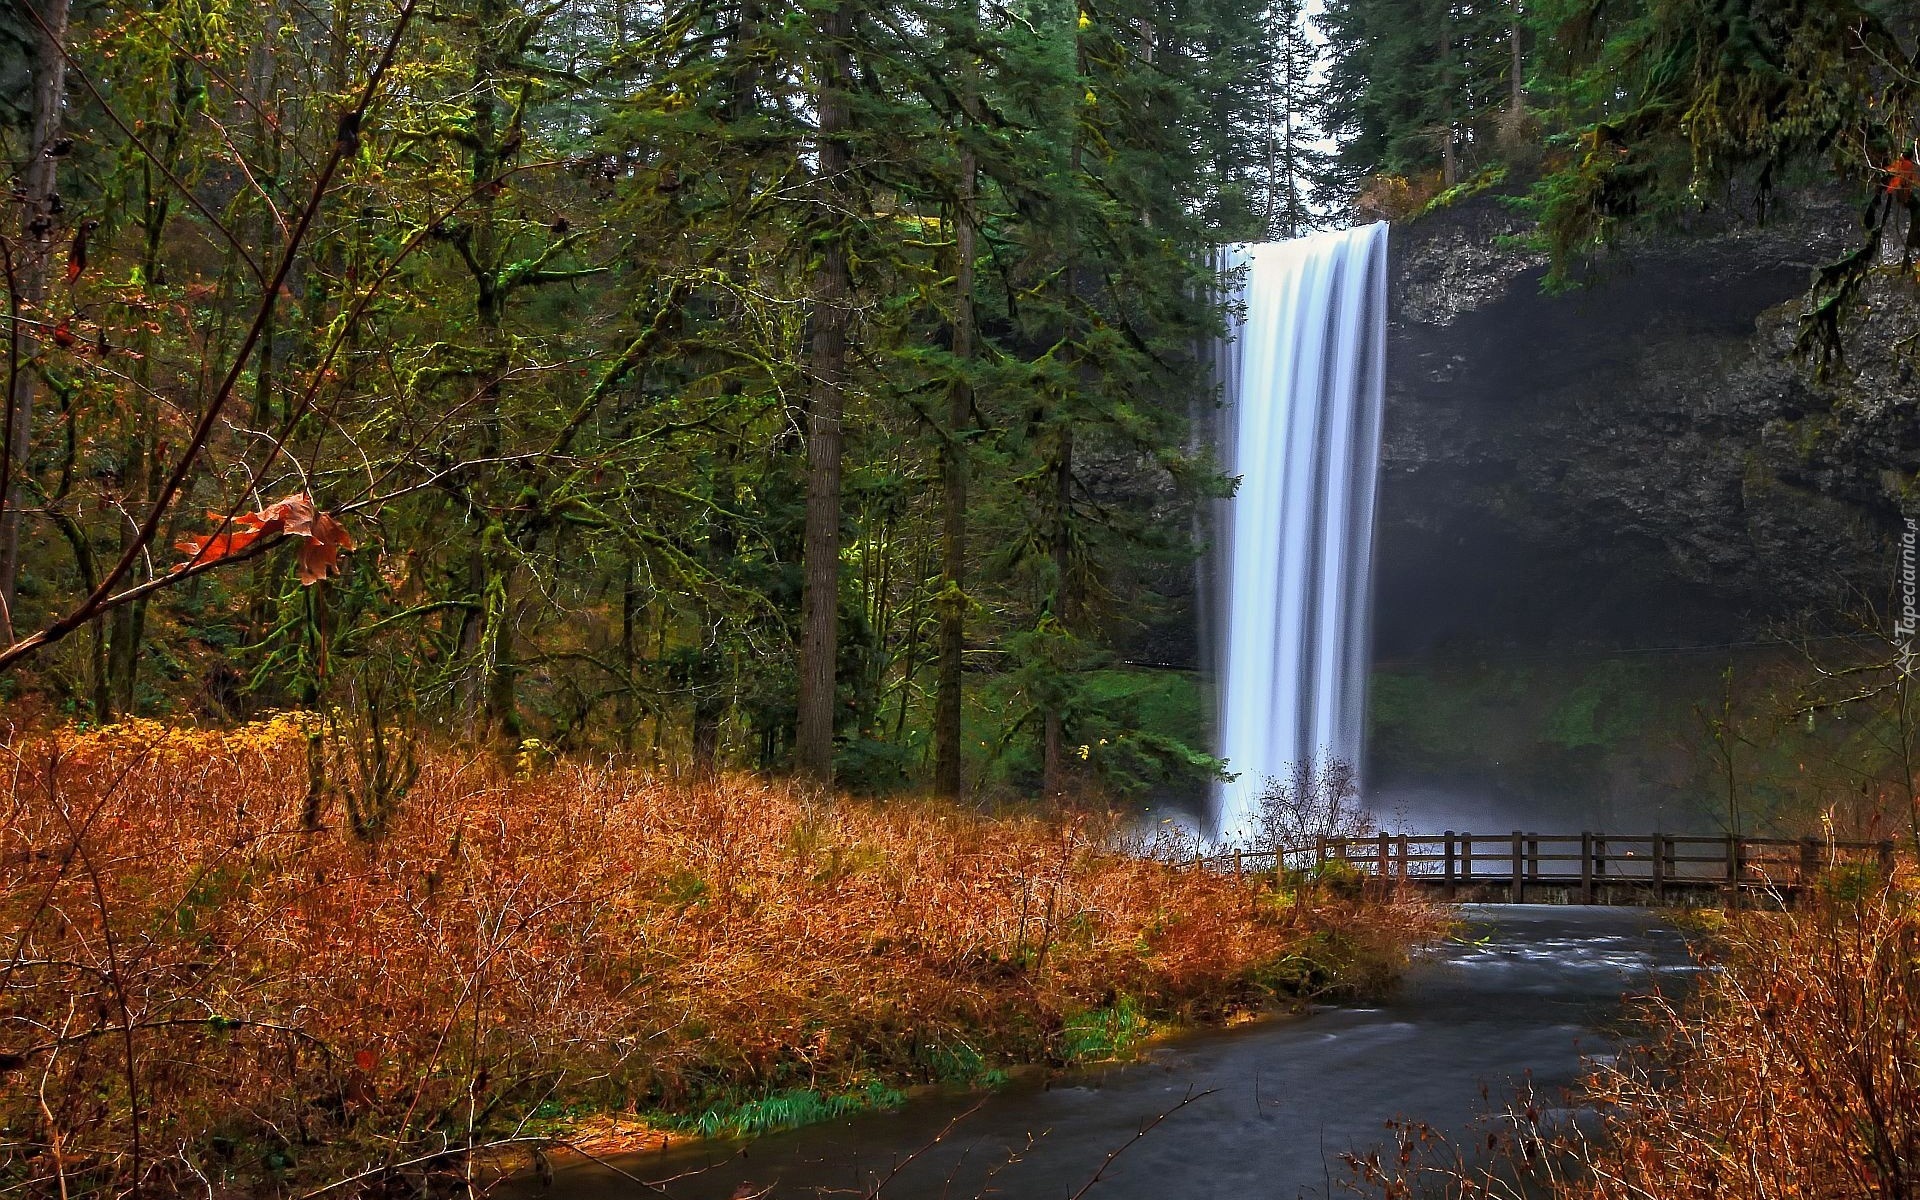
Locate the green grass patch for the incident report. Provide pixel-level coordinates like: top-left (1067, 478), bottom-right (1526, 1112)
top-left (916, 1037), bottom-right (1010, 1087)
top-left (1059, 996), bottom-right (1151, 1062)
top-left (663, 1080), bottom-right (905, 1139)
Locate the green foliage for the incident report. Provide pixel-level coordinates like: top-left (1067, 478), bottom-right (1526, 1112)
top-left (1371, 657), bottom-right (1662, 762)
top-left (1314, 858), bottom-right (1368, 892)
top-left (668, 1080), bottom-right (906, 1139)
top-left (1817, 861), bottom-right (1893, 906)
top-left (1369, 655), bottom-right (1683, 815)
top-left (1314, 0), bottom-right (1914, 362)
top-left (1318, 0), bottom-right (1527, 190)
top-left (1521, 0), bottom-right (1917, 356)
top-left (1416, 163), bottom-right (1511, 216)
top-left (1370, 663), bottom-right (1531, 762)
top-left (1, 0), bottom-right (1302, 806)
top-left (1246, 925), bottom-right (1407, 1001)
top-left (914, 1038), bottom-right (1007, 1087)
top-left (172, 865), bottom-right (251, 936)
top-left (1542, 660), bottom-right (1657, 751)
top-left (976, 664), bottom-right (1225, 798)
top-left (657, 870), bottom-right (711, 911)
top-left (1059, 996), bottom-right (1152, 1062)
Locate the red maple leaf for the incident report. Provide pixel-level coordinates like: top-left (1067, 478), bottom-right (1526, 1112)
top-left (1887, 156), bottom-right (1919, 201)
top-left (173, 509), bottom-right (284, 569)
top-left (173, 492), bottom-right (356, 584)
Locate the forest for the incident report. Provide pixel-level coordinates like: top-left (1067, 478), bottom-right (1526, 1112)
top-left (0, 0), bottom-right (1900, 796)
top-left (3, 0), bottom-right (1919, 1196)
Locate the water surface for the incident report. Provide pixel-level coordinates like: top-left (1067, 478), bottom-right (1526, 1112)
top-left (541, 905), bottom-right (1693, 1200)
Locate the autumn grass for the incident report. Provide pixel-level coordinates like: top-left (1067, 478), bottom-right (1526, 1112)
top-left (0, 716), bottom-right (1437, 1200)
top-left (1348, 871), bottom-right (1920, 1200)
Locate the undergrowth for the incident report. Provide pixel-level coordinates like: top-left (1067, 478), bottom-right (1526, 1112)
top-left (1347, 875), bottom-right (1920, 1200)
top-left (666, 1080), bottom-right (906, 1139)
top-left (0, 716), bottom-right (1438, 1199)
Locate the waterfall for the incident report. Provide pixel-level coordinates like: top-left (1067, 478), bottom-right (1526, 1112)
top-left (1211, 223), bottom-right (1390, 843)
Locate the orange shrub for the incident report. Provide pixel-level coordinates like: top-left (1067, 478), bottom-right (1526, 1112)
top-left (1569, 889), bottom-right (1920, 1199)
top-left (1345, 880), bottom-right (1920, 1200)
top-left (0, 719), bottom-right (1434, 1199)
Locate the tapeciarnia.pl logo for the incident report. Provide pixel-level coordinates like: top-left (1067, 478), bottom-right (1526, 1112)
top-left (1899, 517), bottom-right (1918, 669)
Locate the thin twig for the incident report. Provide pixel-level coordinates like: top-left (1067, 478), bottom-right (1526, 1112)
top-left (1065, 1086), bottom-right (1214, 1200)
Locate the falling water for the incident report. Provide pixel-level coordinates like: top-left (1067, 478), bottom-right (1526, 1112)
top-left (1211, 223), bottom-right (1390, 843)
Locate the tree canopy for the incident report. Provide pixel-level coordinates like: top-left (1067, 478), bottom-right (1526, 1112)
top-left (0, 0), bottom-right (1339, 801)
top-left (2, 0), bottom-right (1909, 804)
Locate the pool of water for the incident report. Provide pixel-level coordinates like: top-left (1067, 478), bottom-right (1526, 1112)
top-left (535, 905), bottom-right (1696, 1200)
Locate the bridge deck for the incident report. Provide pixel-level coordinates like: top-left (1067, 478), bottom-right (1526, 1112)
top-left (1208, 832), bottom-right (1898, 906)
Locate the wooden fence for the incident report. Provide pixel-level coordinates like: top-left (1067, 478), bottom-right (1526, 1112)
top-left (1193, 832), bottom-right (1900, 905)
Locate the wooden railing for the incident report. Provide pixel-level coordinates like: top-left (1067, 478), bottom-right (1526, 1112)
top-left (1193, 832), bottom-right (1900, 905)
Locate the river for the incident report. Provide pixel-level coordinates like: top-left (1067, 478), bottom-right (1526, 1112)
top-left (539, 905), bottom-right (1695, 1200)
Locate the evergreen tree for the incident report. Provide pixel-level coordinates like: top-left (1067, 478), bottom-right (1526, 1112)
top-left (0, 0), bottom-right (1289, 802)
top-left (1318, 0), bottom-right (1519, 190)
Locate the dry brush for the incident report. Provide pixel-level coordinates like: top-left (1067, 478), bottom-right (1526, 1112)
top-left (0, 717), bottom-right (1434, 1199)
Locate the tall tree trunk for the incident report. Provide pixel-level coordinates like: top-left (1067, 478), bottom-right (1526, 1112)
top-left (727, 0), bottom-right (760, 117)
top-left (250, 13), bottom-right (282, 427)
top-left (462, 0), bottom-right (522, 741)
top-left (618, 557), bottom-right (640, 753)
top-left (1041, 424), bottom-right (1073, 799)
top-left (481, 528), bottom-right (519, 739)
top-left (105, 57), bottom-right (194, 717)
top-left (933, 50), bottom-right (978, 799)
top-left (1041, 14), bottom-right (1089, 801)
top-left (794, 1), bottom-right (854, 783)
top-left (1, 0), bottom-right (72, 637)
top-left (1439, 1), bottom-right (1459, 185)
top-left (456, 544), bottom-right (487, 728)
top-left (692, 441), bottom-right (737, 777)
top-left (691, 681), bottom-right (723, 774)
top-left (1508, 1), bottom-right (1525, 115)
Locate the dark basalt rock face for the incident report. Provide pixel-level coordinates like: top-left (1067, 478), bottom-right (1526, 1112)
top-left (1374, 194), bottom-right (1920, 660)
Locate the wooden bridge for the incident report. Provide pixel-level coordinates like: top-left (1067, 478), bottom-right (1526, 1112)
top-left (1213, 832), bottom-right (1900, 906)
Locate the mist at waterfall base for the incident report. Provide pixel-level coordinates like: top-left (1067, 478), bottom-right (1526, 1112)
top-left (1207, 223), bottom-right (1389, 843)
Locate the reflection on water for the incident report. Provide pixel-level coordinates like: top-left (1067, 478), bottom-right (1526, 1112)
top-left (530, 905), bottom-right (1693, 1200)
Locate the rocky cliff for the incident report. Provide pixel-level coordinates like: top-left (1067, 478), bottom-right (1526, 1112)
top-left (1374, 194), bottom-right (1918, 660)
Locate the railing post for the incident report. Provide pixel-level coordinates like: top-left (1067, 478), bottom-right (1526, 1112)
top-left (1219, 828), bottom-right (1812, 907)
top-left (1880, 839), bottom-right (1896, 878)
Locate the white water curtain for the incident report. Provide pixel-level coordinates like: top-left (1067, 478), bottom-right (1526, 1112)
top-left (1213, 222), bottom-right (1390, 843)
